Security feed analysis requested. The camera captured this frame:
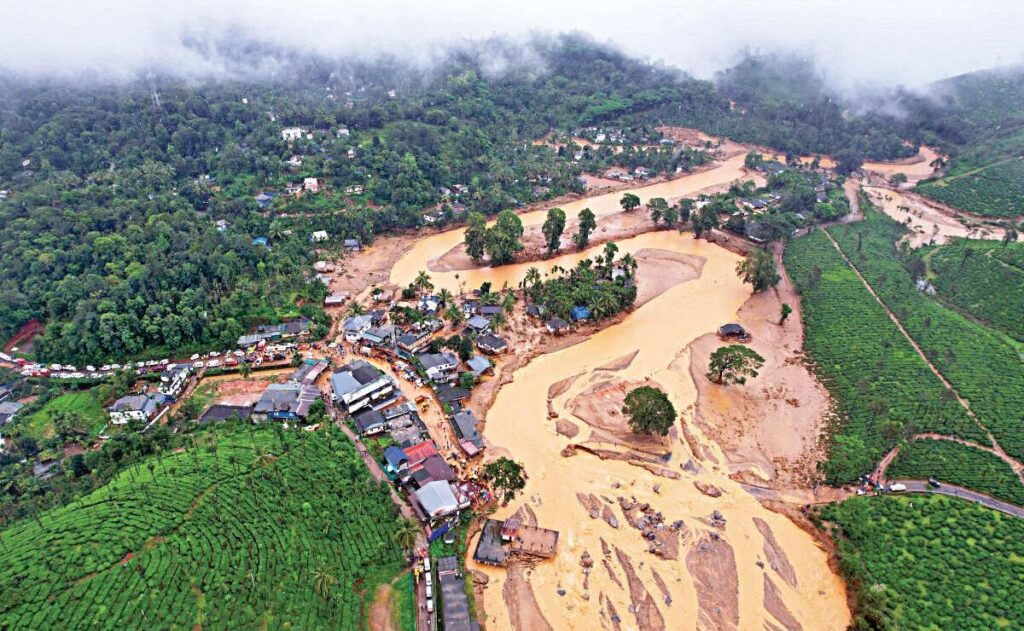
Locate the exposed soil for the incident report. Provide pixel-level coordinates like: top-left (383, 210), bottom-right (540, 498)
top-left (763, 575), bottom-right (803, 631)
top-left (614, 546), bottom-right (665, 631)
top-left (685, 533), bottom-right (740, 631)
top-left (502, 563), bottom-right (554, 631)
top-left (555, 418), bottom-right (580, 438)
top-left (754, 517), bottom-right (799, 588)
top-left (566, 375), bottom-right (671, 454)
top-left (368, 583), bottom-right (396, 631)
top-left (689, 254), bottom-right (831, 490)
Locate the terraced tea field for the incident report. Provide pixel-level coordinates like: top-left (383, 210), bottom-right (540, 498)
top-left (783, 230), bottom-right (984, 483)
top-left (819, 494), bottom-right (1024, 630)
top-left (829, 209), bottom-right (1024, 463)
top-left (925, 240), bottom-right (1024, 341)
top-left (0, 425), bottom-right (405, 629)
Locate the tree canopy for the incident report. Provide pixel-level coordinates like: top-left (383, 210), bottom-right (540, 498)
top-left (622, 386), bottom-right (677, 436)
top-left (736, 249), bottom-right (781, 292)
top-left (482, 457), bottom-right (526, 503)
top-left (542, 207), bottom-right (567, 255)
top-left (574, 207), bottom-right (597, 248)
top-left (620, 192), bottom-right (641, 212)
top-left (706, 345), bottom-right (765, 385)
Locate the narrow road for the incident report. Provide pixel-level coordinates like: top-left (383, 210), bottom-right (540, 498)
top-left (892, 480), bottom-right (1024, 518)
top-left (322, 386), bottom-right (433, 631)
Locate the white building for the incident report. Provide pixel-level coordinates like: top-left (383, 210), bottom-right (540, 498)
top-left (417, 352), bottom-right (459, 383)
top-left (281, 127), bottom-right (306, 141)
top-left (330, 360), bottom-right (394, 413)
top-left (108, 395), bottom-right (158, 425)
top-left (158, 364), bottom-right (191, 398)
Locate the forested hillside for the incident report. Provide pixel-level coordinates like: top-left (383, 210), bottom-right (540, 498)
top-left (0, 36), bottom-right (925, 363)
top-left (907, 66), bottom-right (1024, 217)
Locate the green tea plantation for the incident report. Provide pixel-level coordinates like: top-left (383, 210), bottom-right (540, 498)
top-left (0, 425), bottom-right (406, 629)
top-left (819, 494), bottom-right (1024, 630)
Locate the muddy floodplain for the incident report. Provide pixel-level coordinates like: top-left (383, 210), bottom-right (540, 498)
top-left (387, 154), bottom-right (850, 630)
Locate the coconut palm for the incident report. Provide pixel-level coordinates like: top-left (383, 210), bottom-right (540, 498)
top-left (348, 302), bottom-right (366, 316)
top-left (392, 518), bottom-right (421, 555)
top-left (311, 566), bottom-right (338, 600)
top-left (522, 267), bottom-right (541, 292)
top-left (620, 252), bottom-right (638, 279)
top-left (444, 305), bottom-right (464, 326)
top-left (414, 270), bottom-right (433, 295)
top-left (437, 288), bottom-right (453, 307)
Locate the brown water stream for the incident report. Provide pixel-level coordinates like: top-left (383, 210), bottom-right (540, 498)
top-left (388, 156), bottom-right (850, 630)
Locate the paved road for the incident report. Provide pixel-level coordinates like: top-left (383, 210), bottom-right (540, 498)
top-left (891, 480), bottom-right (1024, 518)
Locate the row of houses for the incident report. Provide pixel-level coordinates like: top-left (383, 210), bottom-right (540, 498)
top-left (106, 361), bottom-right (197, 425)
top-left (327, 358), bottom-right (475, 530)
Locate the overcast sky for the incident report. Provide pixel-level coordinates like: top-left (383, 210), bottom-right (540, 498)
top-left (1, 0), bottom-right (1022, 88)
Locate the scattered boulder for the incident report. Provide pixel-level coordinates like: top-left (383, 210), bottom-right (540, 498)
top-left (693, 481), bottom-right (723, 498)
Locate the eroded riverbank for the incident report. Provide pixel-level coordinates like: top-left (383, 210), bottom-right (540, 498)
top-left (388, 225), bottom-right (849, 629)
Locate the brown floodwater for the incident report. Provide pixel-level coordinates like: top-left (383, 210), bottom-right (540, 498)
top-left (862, 146), bottom-right (943, 182)
top-left (390, 226), bottom-right (849, 628)
top-left (389, 153), bottom-right (757, 288)
top-left (863, 185), bottom-right (1005, 248)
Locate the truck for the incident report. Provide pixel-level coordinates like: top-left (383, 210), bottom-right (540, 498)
top-left (889, 483), bottom-right (907, 492)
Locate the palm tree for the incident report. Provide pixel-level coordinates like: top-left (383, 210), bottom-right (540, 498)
top-left (444, 305), bottom-right (464, 326)
top-left (348, 302), bottom-right (366, 316)
top-left (414, 270), bottom-right (433, 295)
top-left (437, 288), bottom-right (453, 307)
top-left (492, 311), bottom-right (508, 330)
top-left (392, 518), bottom-right (420, 556)
top-left (311, 566), bottom-right (338, 600)
top-left (239, 360), bottom-right (252, 379)
top-left (620, 253), bottom-right (638, 279)
top-left (522, 267), bottom-right (541, 293)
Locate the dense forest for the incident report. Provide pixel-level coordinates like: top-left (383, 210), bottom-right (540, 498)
top-left (0, 36), bottom-right (948, 363)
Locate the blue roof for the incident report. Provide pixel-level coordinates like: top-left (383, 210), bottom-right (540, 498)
top-left (384, 446), bottom-right (408, 469)
top-left (571, 306), bottom-right (592, 321)
top-left (252, 236), bottom-right (269, 247)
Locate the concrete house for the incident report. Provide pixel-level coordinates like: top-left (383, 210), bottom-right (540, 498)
top-left (476, 333), bottom-right (508, 355)
top-left (281, 127), bottom-right (306, 141)
top-left (158, 364), bottom-right (190, 398)
top-left (252, 382), bottom-right (320, 421)
top-left (417, 352), bottom-right (459, 383)
top-left (331, 360), bottom-right (394, 413)
top-left (343, 315), bottom-right (373, 343)
top-left (108, 394), bottom-right (159, 425)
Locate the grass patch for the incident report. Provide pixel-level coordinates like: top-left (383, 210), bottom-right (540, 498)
top-left (20, 390), bottom-right (108, 439)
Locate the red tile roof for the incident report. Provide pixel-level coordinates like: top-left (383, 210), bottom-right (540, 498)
top-left (404, 442), bottom-right (438, 466)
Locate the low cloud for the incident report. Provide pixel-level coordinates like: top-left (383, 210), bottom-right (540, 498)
top-left (1, 0), bottom-right (1022, 89)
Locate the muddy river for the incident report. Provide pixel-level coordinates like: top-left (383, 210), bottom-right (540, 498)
top-left (863, 185), bottom-right (1006, 248)
top-left (390, 153), bottom-right (756, 288)
top-left (388, 158), bottom-right (850, 629)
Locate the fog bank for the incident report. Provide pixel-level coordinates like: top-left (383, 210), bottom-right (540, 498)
top-left (1, 0), bottom-right (1022, 88)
